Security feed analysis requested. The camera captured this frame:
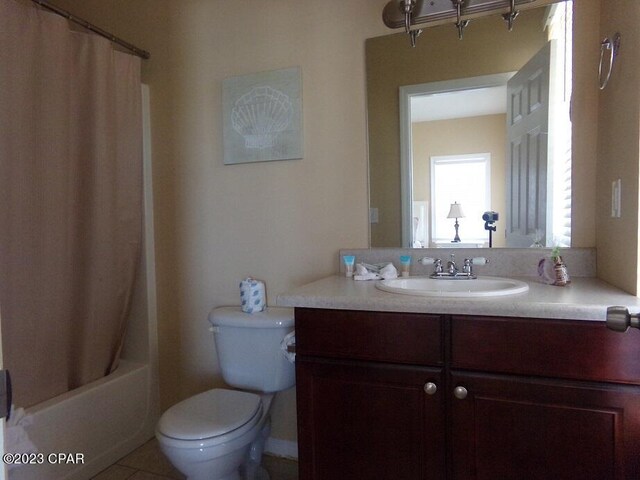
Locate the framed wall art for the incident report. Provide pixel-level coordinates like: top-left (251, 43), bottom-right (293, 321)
top-left (222, 66), bottom-right (303, 165)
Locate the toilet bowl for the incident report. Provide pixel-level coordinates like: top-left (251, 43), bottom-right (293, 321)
top-left (156, 389), bottom-right (272, 480)
top-left (155, 307), bottom-right (295, 480)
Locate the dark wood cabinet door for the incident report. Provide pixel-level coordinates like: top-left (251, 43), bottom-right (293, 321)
top-left (450, 371), bottom-right (640, 480)
top-left (296, 357), bottom-right (446, 480)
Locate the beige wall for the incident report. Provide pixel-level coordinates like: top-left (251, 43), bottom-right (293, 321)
top-left (596, 0), bottom-right (640, 294)
top-left (412, 114), bottom-right (507, 247)
top-left (53, 0), bottom-right (390, 444)
top-left (572, 0), bottom-right (600, 249)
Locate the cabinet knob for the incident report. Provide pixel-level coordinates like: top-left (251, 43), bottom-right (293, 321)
top-left (453, 386), bottom-right (468, 400)
top-left (423, 382), bottom-right (437, 395)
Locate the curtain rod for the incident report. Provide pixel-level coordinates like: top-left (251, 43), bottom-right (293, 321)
top-left (31, 0), bottom-right (150, 59)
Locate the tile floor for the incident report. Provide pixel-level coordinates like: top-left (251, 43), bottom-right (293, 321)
top-left (91, 438), bottom-right (299, 480)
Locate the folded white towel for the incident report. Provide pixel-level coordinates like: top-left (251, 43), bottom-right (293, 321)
top-left (354, 273), bottom-right (381, 281)
top-left (355, 263), bottom-right (370, 276)
top-left (6, 405), bottom-right (37, 471)
top-left (379, 263), bottom-right (398, 279)
top-left (353, 262), bottom-right (398, 281)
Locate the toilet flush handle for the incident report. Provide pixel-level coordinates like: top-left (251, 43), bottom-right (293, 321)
top-left (209, 326), bottom-right (220, 333)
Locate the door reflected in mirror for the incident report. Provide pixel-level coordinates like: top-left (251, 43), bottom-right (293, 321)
top-left (367, 2), bottom-right (573, 248)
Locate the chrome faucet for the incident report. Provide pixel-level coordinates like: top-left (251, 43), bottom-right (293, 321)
top-left (420, 255), bottom-right (488, 279)
top-left (447, 254), bottom-right (457, 275)
top-left (434, 258), bottom-right (443, 274)
top-left (462, 258), bottom-right (473, 274)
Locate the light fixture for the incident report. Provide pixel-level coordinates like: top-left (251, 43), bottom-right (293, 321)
top-left (400, 0), bottom-right (415, 32)
top-left (399, 0), bottom-right (422, 47)
top-left (447, 202), bottom-right (465, 243)
top-left (502, 0), bottom-right (519, 31)
top-left (382, 0), bottom-right (555, 47)
top-left (451, 0), bottom-right (470, 39)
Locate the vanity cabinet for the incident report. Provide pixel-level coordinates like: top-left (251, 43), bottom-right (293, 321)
top-left (295, 308), bottom-right (445, 480)
top-left (295, 308), bottom-right (640, 480)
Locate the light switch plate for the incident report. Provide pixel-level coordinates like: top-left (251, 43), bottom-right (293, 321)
top-left (370, 207), bottom-right (379, 224)
top-left (611, 179), bottom-right (621, 218)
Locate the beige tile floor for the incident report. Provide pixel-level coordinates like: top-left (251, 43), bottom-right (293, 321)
top-left (91, 438), bottom-right (298, 480)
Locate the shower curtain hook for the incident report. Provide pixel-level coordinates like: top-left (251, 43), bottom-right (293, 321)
top-left (599, 32), bottom-right (621, 90)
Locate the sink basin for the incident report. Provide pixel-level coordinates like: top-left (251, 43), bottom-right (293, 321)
top-left (376, 276), bottom-right (529, 298)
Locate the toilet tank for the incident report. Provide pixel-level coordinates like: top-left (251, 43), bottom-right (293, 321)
top-left (209, 307), bottom-right (295, 393)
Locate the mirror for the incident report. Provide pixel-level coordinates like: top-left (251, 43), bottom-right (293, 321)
top-left (367, 3), bottom-right (572, 248)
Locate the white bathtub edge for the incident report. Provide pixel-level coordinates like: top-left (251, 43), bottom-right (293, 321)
top-left (9, 361), bottom-right (156, 480)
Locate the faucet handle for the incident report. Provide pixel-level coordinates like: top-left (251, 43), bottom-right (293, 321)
top-left (470, 257), bottom-right (488, 265)
top-left (419, 257), bottom-right (437, 265)
top-left (419, 257), bottom-right (443, 274)
top-left (463, 257), bottom-right (488, 275)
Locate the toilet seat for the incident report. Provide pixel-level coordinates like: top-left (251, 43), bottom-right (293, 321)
top-left (157, 388), bottom-right (262, 442)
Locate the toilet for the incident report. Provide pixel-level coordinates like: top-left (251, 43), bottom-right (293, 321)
top-left (155, 306), bottom-right (296, 480)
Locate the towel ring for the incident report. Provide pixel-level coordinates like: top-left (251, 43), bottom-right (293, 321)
top-left (599, 33), bottom-right (621, 90)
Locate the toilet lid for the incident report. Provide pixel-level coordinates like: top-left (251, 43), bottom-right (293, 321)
top-left (158, 388), bottom-right (261, 440)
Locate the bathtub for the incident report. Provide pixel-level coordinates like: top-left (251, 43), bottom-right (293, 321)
top-left (9, 360), bottom-right (158, 480)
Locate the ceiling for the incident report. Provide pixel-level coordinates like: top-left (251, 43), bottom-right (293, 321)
top-left (410, 85), bottom-right (507, 123)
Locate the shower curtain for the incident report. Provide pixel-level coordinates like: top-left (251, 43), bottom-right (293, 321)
top-left (0, 0), bottom-right (143, 407)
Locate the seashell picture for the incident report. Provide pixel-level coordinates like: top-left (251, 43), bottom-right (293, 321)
top-left (223, 67), bottom-right (303, 164)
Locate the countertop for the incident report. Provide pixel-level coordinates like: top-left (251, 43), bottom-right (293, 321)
top-left (276, 275), bottom-right (640, 321)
